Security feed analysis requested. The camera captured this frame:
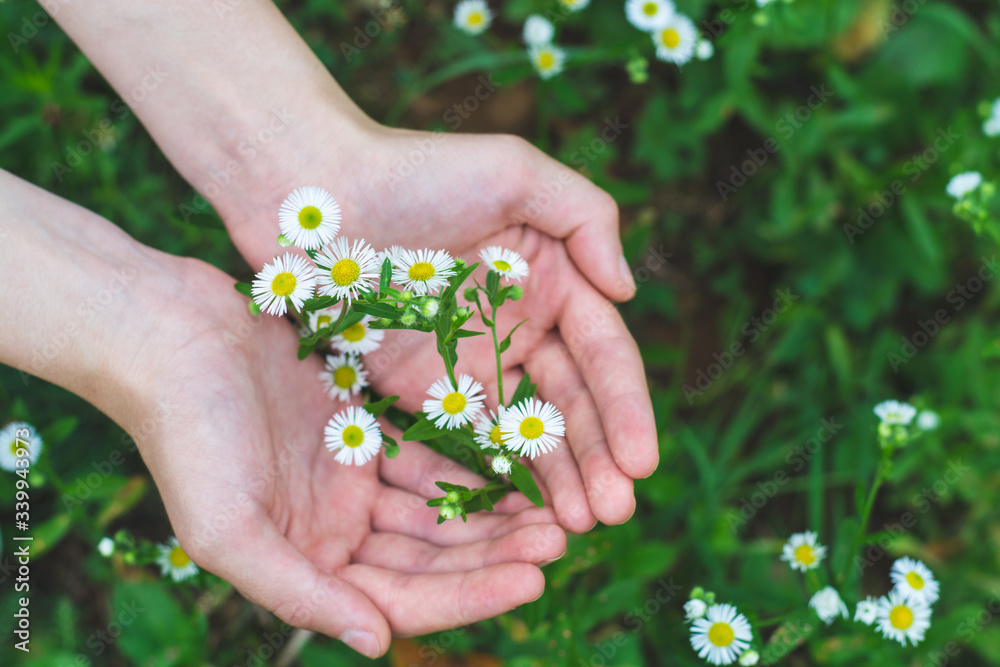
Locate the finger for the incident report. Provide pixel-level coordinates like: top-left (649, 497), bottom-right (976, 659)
top-left (353, 523), bottom-right (566, 573)
top-left (524, 334), bottom-right (637, 525)
top-left (559, 286), bottom-right (659, 479)
top-left (339, 562), bottom-right (545, 636)
top-left (373, 486), bottom-right (558, 546)
top-left (510, 141), bottom-right (635, 302)
top-left (182, 510), bottom-right (390, 658)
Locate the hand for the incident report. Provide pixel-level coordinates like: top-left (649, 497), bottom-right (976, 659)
top-left (218, 125), bottom-right (660, 532)
top-left (130, 258), bottom-right (568, 657)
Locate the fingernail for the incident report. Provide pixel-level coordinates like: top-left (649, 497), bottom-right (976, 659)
top-left (340, 629), bottom-right (381, 658)
top-left (540, 547), bottom-right (568, 566)
top-left (618, 255), bottom-right (636, 293)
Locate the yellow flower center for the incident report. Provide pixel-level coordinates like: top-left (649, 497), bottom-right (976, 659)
top-left (539, 53), bottom-right (555, 70)
top-left (643, 2), bottom-right (658, 16)
top-left (442, 392), bottom-right (467, 415)
top-left (271, 272), bottom-right (297, 297)
top-left (168, 546), bottom-right (191, 568)
top-left (317, 315), bottom-right (333, 329)
top-left (408, 262), bottom-right (436, 282)
top-left (661, 28), bottom-right (680, 49)
top-left (468, 12), bottom-right (483, 25)
top-left (708, 622), bottom-right (734, 647)
top-left (794, 544), bottom-right (816, 565)
top-left (342, 425), bottom-right (365, 448)
top-left (520, 416), bottom-right (544, 439)
top-left (331, 258), bottom-right (361, 286)
top-left (493, 260), bottom-right (512, 272)
top-left (298, 205), bottom-right (323, 230)
top-left (890, 605), bottom-right (914, 630)
top-left (341, 322), bottom-right (366, 342)
top-left (489, 425), bottom-right (504, 446)
top-left (9, 439), bottom-right (21, 456)
top-left (906, 571), bottom-right (925, 590)
top-left (334, 366), bottom-right (356, 389)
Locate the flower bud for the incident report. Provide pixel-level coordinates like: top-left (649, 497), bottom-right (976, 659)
top-left (739, 650), bottom-right (759, 666)
top-left (400, 312), bottom-right (417, 327)
top-left (439, 505), bottom-right (457, 520)
top-left (464, 287), bottom-right (478, 302)
top-left (445, 490), bottom-right (461, 504)
top-left (379, 318), bottom-right (392, 327)
top-left (421, 298), bottom-right (440, 318)
top-left (277, 233), bottom-right (293, 247)
top-left (684, 599), bottom-right (707, 620)
top-left (508, 286), bottom-right (524, 301)
top-left (401, 290), bottom-right (413, 302)
top-left (492, 455), bottom-right (512, 475)
top-left (454, 258), bottom-right (467, 270)
top-left (98, 537), bottom-right (115, 557)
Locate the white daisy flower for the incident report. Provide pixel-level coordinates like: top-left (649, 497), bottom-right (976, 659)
top-left (474, 408), bottom-right (507, 450)
top-left (97, 537), bottom-right (115, 557)
top-left (809, 587), bottom-right (849, 625)
top-left (652, 13), bottom-right (697, 65)
top-left (379, 245), bottom-right (406, 268)
top-left (690, 603), bottom-right (753, 666)
top-left (479, 246), bottom-right (530, 282)
top-left (325, 406), bottom-right (383, 466)
top-left (454, 0), bottom-right (492, 35)
top-left (330, 315), bottom-right (385, 355)
top-left (684, 599), bottom-right (707, 620)
top-left (739, 650), bottom-right (759, 666)
top-left (499, 398), bottom-right (565, 459)
top-left (423, 374), bottom-right (486, 430)
top-left (0, 422), bottom-right (42, 472)
top-left (156, 537), bottom-right (199, 582)
top-left (916, 410), bottom-right (940, 431)
top-left (696, 38), bottom-right (715, 60)
top-left (854, 596), bottom-right (878, 625)
top-left (314, 237), bottom-right (380, 304)
top-left (625, 0), bottom-right (675, 32)
top-left (529, 44), bottom-right (566, 80)
top-left (779, 531), bottom-right (827, 572)
top-left (307, 305), bottom-right (342, 333)
top-left (392, 248), bottom-right (457, 296)
top-left (559, 0), bottom-right (590, 12)
top-left (491, 454), bottom-right (512, 475)
top-left (984, 99), bottom-right (1000, 137)
top-left (873, 400), bottom-right (917, 425)
top-left (875, 588), bottom-right (932, 646)
top-left (523, 14), bottom-right (555, 46)
top-left (320, 353), bottom-right (369, 402)
top-left (277, 187), bottom-right (341, 250)
top-left (890, 557), bottom-right (940, 606)
top-left (251, 253), bottom-right (316, 317)
top-left (946, 171), bottom-right (983, 199)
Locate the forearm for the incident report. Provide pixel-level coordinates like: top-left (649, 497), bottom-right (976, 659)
top-left (0, 170), bottom-right (195, 432)
top-left (52, 0), bottom-right (376, 246)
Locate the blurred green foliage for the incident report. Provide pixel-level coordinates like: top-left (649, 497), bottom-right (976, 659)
top-left (2, 0), bottom-right (1000, 665)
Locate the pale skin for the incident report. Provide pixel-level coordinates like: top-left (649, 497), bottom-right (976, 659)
top-left (0, 0), bottom-right (660, 657)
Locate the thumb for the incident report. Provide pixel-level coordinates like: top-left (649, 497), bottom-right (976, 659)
top-left (182, 510), bottom-right (391, 658)
top-left (508, 140), bottom-right (635, 301)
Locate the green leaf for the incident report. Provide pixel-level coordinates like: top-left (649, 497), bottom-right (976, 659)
top-left (402, 416), bottom-right (450, 442)
top-left (499, 318), bottom-right (529, 353)
top-left (508, 373), bottom-right (537, 408)
top-left (452, 329), bottom-right (486, 339)
top-left (363, 395), bottom-right (399, 418)
top-left (301, 295), bottom-right (340, 312)
top-left (379, 257), bottom-right (392, 294)
top-left (297, 343), bottom-right (314, 361)
top-left (234, 281), bottom-right (253, 298)
top-left (40, 417), bottom-right (78, 446)
top-left (442, 262), bottom-right (479, 305)
top-left (761, 612), bottom-right (817, 665)
top-left (381, 434), bottom-right (399, 458)
top-left (485, 269), bottom-right (500, 301)
top-left (508, 461), bottom-right (544, 507)
top-left (113, 580), bottom-right (208, 666)
top-left (354, 302), bottom-right (402, 320)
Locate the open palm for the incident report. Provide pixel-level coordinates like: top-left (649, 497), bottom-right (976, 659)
top-left (219, 127), bottom-right (660, 532)
top-left (141, 259), bottom-right (567, 658)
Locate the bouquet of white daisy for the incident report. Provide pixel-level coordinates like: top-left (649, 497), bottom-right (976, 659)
top-left (235, 186), bottom-right (563, 522)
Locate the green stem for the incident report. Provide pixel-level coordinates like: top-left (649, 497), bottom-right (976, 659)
top-left (839, 444), bottom-right (894, 582)
top-left (490, 301), bottom-right (504, 406)
top-left (331, 303), bottom-right (349, 335)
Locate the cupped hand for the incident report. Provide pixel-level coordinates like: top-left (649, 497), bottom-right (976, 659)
top-left (218, 124), bottom-right (660, 532)
top-left (133, 258), bottom-right (567, 658)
